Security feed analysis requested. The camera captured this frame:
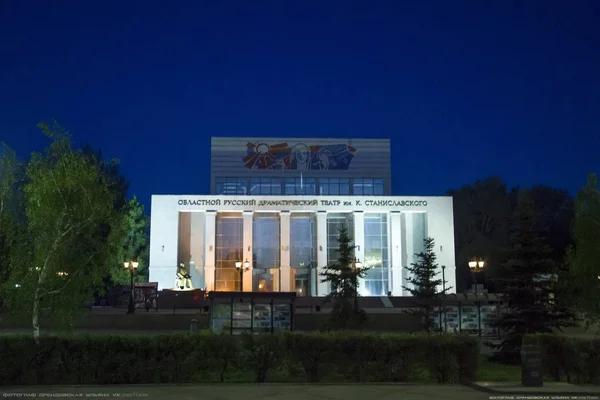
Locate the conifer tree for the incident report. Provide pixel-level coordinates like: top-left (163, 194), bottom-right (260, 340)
top-left (403, 237), bottom-right (451, 331)
top-left (320, 227), bottom-right (370, 329)
top-left (490, 190), bottom-right (576, 362)
top-left (561, 174), bottom-right (600, 331)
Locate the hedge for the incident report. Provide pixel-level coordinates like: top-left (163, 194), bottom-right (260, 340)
top-left (0, 332), bottom-right (478, 385)
top-left (534, 334), bottom-right (600, 385)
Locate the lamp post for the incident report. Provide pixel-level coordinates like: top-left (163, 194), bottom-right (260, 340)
top-left (123, 260), bottom-right (139, 314)
top-left (468, 260), bottom-right (485, 337)
top-left (235, 259), bottom-right (250, 292)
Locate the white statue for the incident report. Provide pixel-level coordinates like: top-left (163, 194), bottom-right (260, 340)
top-left (175, 263), bottom-right (193, 290)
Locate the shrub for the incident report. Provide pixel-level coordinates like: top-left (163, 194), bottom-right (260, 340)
top-left (282, 332), bottom-right (337, 382)
top-left (0, 331), bottom-right (478, 385)
top-left (535, 334), bottom-right (600, 384)
top-left (240, 334), bottom-right (282, 383)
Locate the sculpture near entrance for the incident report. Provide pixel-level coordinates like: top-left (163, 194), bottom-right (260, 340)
top-left (175, 263), bottom-right (193, 290)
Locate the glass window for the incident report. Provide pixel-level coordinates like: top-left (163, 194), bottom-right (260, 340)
top-left (250, 178), bottom-right (261, 195)
top-left (352, 178), bottom-right (385, 196)
top-left (249, 177), bottom-right (280, 195)
top-left (363, 213), bottom-right (389, 296)
top-left (374, 179), bottom-right (384, 195)
top-left (352, 179), bottom-right (363, 195)
top-left (253, 213), bottom-right (280, 292)
top-left (319, 178), bottom-right (329, 195)
top-left (321, 178), bottom-right (349, 195)
top-left (215, 213), bottom-right (243, 291)
top-left (294, 268), bottom-right (310, 297)
top-left (270, 178), bottom-right (282, 195)
top-left (216, 177), bottom-right (248, 195)
top-left (285, 178), bottom-right (296, 195)
top-left (261, 178), bottom-right (270, 195)
top-left (326, 213), bottom-right (354, 271)
top-left (304, 178), bottom-right (316, 195)
top-left (339, 178), bottom-right (350, 195)
top-left (363, 178), bottom-right (374, 195)
top-left (329, 178), bottom-right (339, 195)
top-left (290, 214), bottom-right (316, 296)
top-left (284, 177), bottom-right (317, 195)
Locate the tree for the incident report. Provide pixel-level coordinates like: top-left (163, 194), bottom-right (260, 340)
top-left (403, 237), bottom-right (452, 332)
top-left (561, 174), bottom-right (600, 329)
top-left (0, 123), bottom-right (119, 339)
top-left (490, 190), bottom-right (577, 363)
top-left (320, 227), bottom-right (370, 329)
top-left (0, 143), bottom-right (24, 288)
top-left (81, 144), bottom-right (129, 211)
top-left (529, 185), bottom-right (574, 265)
top-left (448, 177), bottom-right (515, 292)
top-left (449, 178), bottom-right (574, 293)
top-left (81, 143), bottom-right (131, 297)
top-left (110, 196), bottom-right (150, 284)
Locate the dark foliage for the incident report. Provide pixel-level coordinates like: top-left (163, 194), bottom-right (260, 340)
top-left (489, 191), bottom-right (577, 363)
top-left (0, 332), bottom-right (478, 385)
top-left (448, 177), bottom-right (574, 293)
top-left (81, 144), bottom-right (129, 211)
top-left (320, 227), bottom-right (370, 329)
top-left (534, 334), bottom-right (600, 385)
top-left (403, 237), bottom-right (452, 331)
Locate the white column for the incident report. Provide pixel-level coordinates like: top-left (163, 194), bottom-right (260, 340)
top-left (203, 211), bottom-right (216, 291)
top-left (279, 211), bottom-right (291, 292)
top-left (403, 213), bottom-right (415, 293)
top-left (270, 268), bottom-right (280, 292)
top-left (177, 213), bottom-right (191, 269)
top-left (149, 205), bottom-right (178, 291)
top-left (353, 211), bottom-right (366, 296)
top-left (316, 211), bottom-right (328, 296)
top-left (189, 212), bottom-right (205, 289)
top-left (243, 211), bottom-right (254, 292)
top-left (390, 211), bottom-right (403, 296)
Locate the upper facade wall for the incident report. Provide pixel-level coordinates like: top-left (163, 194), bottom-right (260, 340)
top-left (210, 137), bottom-right (392, 193)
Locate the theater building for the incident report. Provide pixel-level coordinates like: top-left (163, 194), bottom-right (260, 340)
top-left (149, 138), bottom-right (457, 296)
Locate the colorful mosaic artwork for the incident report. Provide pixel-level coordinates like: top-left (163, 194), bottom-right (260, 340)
top-left (243, 142), bottom-right (356, 170)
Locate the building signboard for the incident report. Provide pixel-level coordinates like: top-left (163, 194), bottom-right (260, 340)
top-left (173, 196), bottom-right (432, 212)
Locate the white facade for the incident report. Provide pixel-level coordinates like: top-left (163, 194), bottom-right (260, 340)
top-left (149, 195), bottom-right (457, 297)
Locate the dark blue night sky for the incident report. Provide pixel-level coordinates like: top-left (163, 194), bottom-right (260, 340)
top-left (1, 0), bottom-right (599, 210)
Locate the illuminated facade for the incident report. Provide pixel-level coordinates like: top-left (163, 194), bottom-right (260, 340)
top-left (149, 138), bottom-right (457, 296)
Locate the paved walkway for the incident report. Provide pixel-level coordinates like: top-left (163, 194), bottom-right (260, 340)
top-left (0, 384), bottom-right (489, 400)
top-left (473, 381), bottom-right (600, 395)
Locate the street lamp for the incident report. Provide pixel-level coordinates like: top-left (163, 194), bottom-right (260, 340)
top-left (354, 258), bottom-right (362, 270)
top-left (123, 260), bottom-right (139, 314)
top-left (236, 259), bottom-right (250, 292)
top-left (469, 260), bottom-right (485, 337)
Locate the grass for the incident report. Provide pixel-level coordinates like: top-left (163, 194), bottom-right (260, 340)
top-left (477, 360), bottom-right (521, 382)
top-left (562, 323), bottom-right (600, 338)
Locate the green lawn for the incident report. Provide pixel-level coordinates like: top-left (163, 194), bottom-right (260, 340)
top-left (562, 323), bottom-right (600, 338)
top-left (477, 360), bottom-right (521, 382)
